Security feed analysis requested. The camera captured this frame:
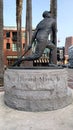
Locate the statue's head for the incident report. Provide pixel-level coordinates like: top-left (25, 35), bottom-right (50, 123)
top-left (42, 11), bottom-right (51, 18)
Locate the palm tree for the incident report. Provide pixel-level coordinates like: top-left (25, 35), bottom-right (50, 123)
top-left (50, 0), bottom-right (57, 64)
top-left (26, 0), bottom-right (32, 46)
top-left (0, 0), bottom-right (4, 86)
top-left (16, 0), bottom-right (23, 58)
top-left (24, 0), bottom-right (32, 66)
top-left (50, 0), bottom-right (57, 19)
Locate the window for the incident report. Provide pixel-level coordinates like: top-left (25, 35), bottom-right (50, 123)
top-left (23, 43), bottom-right (25, 49)
top-left (12, 32), bottom-right (17, 36)
top-left (12, 32), bottom-right (17, 41)
top-left (12, 43), bottom-right (17, 51)
top-left (60, 50), bottom-right (63, 59)
top-left (6, 32), bottom-right (10, 37)
top-left (6, 43), bottom-right (10, 49)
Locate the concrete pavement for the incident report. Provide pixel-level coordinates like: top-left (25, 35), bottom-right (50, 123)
top-left (0, 91), bottom-right (73, 130)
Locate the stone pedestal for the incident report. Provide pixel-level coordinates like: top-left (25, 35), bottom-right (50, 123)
top-left (68, 45), bottom-right (73, 68)
top-left (4, 68), bottom-right (72, 111)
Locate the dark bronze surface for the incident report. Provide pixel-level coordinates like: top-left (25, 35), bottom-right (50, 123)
top-left (13, 11), bottom-right (56, 67)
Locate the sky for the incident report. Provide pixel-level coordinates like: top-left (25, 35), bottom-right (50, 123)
top-left (3, 0), bottom-right (73, 47)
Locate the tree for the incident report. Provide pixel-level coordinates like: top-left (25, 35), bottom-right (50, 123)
top-left (0, 0), bottom-right (4, 86)
top-left (24, 0), bottom-right (32, 66)
top-left (26, 0), bottom-right (32, 45)
top-left (50, 0), bottom-right (57, 64)
top-left (16, 0), bottom-right (23, 58)
top-left (50, 0), bottom-right (57, 19)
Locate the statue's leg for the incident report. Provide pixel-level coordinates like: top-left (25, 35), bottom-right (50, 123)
top-left (46, 40), bottom-right (55, 64)
top-left (46, 40), bottom-right (55, 49)
top-left (17, 41), bottom-right (46, 65)
top-left (13, 40), bottom-right (46, 66)
top-left (22, 40), bottom-right (46, 61)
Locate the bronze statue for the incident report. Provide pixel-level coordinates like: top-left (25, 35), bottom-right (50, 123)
top-left (13, 11), bottom-right (56, 66)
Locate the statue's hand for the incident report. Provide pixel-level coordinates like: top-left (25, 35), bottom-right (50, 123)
top-left (12, 59), bottom-right (22, 67)
top-left (27, 44), bottom-right (32, 50)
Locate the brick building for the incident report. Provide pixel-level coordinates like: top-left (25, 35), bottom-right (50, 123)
top-left (3, 26), bottom-right (25, 66)
top-left (65, 36), bottom-right (73, 64)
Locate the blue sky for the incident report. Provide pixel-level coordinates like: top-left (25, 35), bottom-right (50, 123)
top-left (3, 0), bottom-right (73, 47)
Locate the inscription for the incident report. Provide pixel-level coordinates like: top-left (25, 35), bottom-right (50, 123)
top-left (19, 73), bottom-right (60, 83)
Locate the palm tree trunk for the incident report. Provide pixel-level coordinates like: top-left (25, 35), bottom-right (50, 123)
top-left (16, 0), bottom-right (23, 58)
top-left (50, 0), bottom-right (57, 19)
top-left (25, 0), bottom-right (33, 66)
top-left (26, 0), bottom-right (32, 45)
top-left (0, 0), bottom-right (4, 86)
top-left (50, 0), bottom-right (57, 64)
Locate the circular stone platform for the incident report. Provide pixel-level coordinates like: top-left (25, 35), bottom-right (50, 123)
top-left (4, 68), bottom-right (72, 111)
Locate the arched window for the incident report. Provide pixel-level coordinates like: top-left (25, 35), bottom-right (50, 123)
top-left (6, 43), bottom-right (10, 49)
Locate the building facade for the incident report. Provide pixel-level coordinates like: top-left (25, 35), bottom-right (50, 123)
top-left (65, 36), bottom-right (73, 64)
top-left (3, 26), bottom-right (25, 67)
top-left (57, 47), bottom-right (65, 65)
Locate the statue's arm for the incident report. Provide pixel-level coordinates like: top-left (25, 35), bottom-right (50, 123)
top-left (27, 20), bottom-right (41, 50)
top-left (27, 28), bottom-right (38, 50)
top-left (31, 20), bottom-right (42, 44)
top-left (31, 29), bottom-right (38, 44)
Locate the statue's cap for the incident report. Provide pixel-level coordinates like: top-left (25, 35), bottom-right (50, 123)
top-left (42, 11), bottom-right (51, 18)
